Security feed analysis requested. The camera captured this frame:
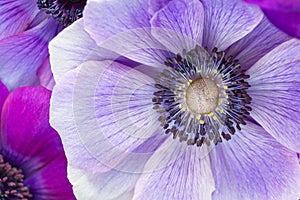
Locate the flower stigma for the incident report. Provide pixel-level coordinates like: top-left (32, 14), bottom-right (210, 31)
top-left (153, 45), bottom-right (252, 147)
top-left (0, 155), bottom-right (32, 199)
top-left (37, 0), bottom-right (87, 26)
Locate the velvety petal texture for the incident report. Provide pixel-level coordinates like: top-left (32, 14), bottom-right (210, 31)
top-left (0, 86), bottom-right (75, 199)
top-left (244, 0), bottom-right (300, 38)
top-left (0, 18), bottom-right (59, 90)
top-left (210, 121), bottom-right (300, 199)
top-left (0, 0), bottom-right (38, 40)
top-left (247, 39), bottom-right (300, 152)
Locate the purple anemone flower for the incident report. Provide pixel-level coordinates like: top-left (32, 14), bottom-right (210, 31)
top-left (244, 0), bottom-right (300, 38)
top-left (0, 0), bottom-right (87, 91)
top-left (0, 83), bottom-right (75, 199)
top-left (49, 0), bottom-right (300, 199)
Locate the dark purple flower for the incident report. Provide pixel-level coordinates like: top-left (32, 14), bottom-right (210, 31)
top-left (49, 0), bottom-right (300, 199)
top-left (0, 84), bottom-right (75, 199)
top-left (0, 0), bottom-right (86, 91)
top-left (244, 0), bottom-right (300, 38)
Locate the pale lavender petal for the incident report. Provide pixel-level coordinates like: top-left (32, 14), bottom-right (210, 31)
top-left (0, 0), bottom-right (38, 40)
top-left (49, 19), bottom-right (119, 82)
top-left (133, 137), bottom-right (215, 200)
top-left (0, 18), bottom-right (59, 90)
top-left (210, 121), bottom-right (300, 199)
top-left (202, 0), bottom-right (263, 51)
top-left (51, 60), bottom-right (166, 173)
top-left (84, 0), bottom-right (151, 43)
top-left (226, 17), bottom-right (291, 71)
top-left (150, 0), bottom-right (204, 53)
top-left (37, 56), bottom-right (55, 90)
top-left (247, 39), bottom-right (300, 152)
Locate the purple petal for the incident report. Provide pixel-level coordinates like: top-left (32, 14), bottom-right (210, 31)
top-left (37, 56), bottom-right (55, 90)
top-left (0, 86), bottom-right (74, 198)
top-left (244, 0), bottom-right (300, 11)
top-left (24, 153), bottom-right (75, 200)
top-left (150, 0), bottom-right (204, 53)
top-left (0, 81), bottom-right (8, 118)
top-left (247, 39), bottom-right (300, 152)
top-left (148, 0), bottom-right (171, 15)
top-left (84, 0), bottom-right (151, 43)
top-left (263, 9), bottom-right (300, 38)
top-left (51, 60), bottom-right (166, 172)
top-left (49, 19), bottom-right (119, 82)
top-left (202, 0), bottom-right (263, 51)
top-left (133, 137), bottom-right (215, 200)
top-left (210, 121), bottom-right (300, 199)
top-left (226, 17), bottom-right (291, 71)
top-left (0, 0), bottom-right (38, 40)
top-left (0, 18), bottom-right (59, 90)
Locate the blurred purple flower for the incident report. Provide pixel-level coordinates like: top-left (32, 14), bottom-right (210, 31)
top-left (0, 0), bottom-right (86, 91)
top-left (244, 0), bottom-right (300, 38)
top-left (49, 0), bottom-right (300, 199)
top-left (0, 83), bottom-right (75, 199)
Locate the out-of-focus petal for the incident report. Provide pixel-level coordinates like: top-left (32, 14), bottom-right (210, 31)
top-left (202, 0), bottom-right (263, 51)
top-left (244, 0), bottom-right (300, 11)
top-left (0, 86), bottom-right (75, 199)
top-left (247, 39), bottom-right (300, 152)
top-left (263, 9), bottom-right (300, 39)
top-left (226, 17), bottom-right (291, 71)
top-left (150, 0), bottom-right (204, 53)
top-left (210, 121), bottom-right (300, 200)
top-left (0, 0), bottom-right (38, 40)
top-left (0, 18), bottom-right (59, 90)
top-left (0, 81), bottom-right (8, 118)
top-left (133, 137), bottom-right (215, 200)
top-left (37, 56), bottom-right (55, 90)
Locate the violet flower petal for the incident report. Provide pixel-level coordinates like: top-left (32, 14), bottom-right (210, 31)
top-left (247, 39), bottom-right (300, 152)
top-left (37, 56), bottom-right (55, 90)
top-left (133, 137), bottom-right (215, 200)
top-left (226, 17), bottom-right (291, 71)
top-left (263, 9), bottom-right (300, 39)
top-left (0, 81), bottom-right (8, 118)
top-left (148, 0), bottom-right (171, 15)
top-left (0, 86), bottom-right (75, 199)
top-left (51, 60), bottom-right (166, 171)
top-left (0, 18), bottom-right (58, 90)
top-left (244, 0), bottom-right (300, 11)
top-left (210, 121), bottom-right (300, 199)
top-left (0, 0), bottom-right (38, 40)
top-left (150, 0), bottom-right (204, 53)
top-left (201, 0), bottom-right (263, 51)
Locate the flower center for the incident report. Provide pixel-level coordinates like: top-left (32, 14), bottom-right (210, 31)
top-left (37, 0), bottom-right (87, 26)
top-left (0, 154), bottom-right (32, 199)
top-left (186, 78), bottom-right (219, 114)
top-left (153, 45), bottom-right (251, 147)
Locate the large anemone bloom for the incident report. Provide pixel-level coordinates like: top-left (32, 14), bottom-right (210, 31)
top-left (0, 84), bottom-right (75, 199)
top-left (49, 0), bottom-right (300, 199)
top-left (244, 0), bottom-right (300, 38)
top-left (0, 0), bottom-right (87, 91)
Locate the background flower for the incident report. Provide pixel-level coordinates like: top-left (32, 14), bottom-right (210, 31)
top-left (49, 0), bottom-right (300, 199)
top-left (244, 0), bottom-right (300, 38)
top-left (0, 0), bottom-right (86, 91)
top-left (0, 83), bottom-right (75, 199)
